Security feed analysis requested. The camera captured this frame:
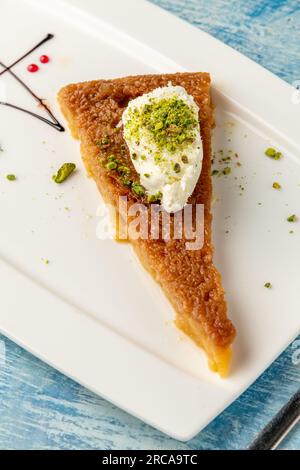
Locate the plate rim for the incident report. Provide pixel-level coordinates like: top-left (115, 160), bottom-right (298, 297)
top-left (1, 0), bottom-right (299, 441)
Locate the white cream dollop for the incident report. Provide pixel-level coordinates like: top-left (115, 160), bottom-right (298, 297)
top-left (122, 85), bottom-right (203, 213)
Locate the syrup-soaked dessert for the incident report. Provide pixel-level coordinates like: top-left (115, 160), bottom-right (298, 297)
top-left (58, 72), bottom-right (236, 377)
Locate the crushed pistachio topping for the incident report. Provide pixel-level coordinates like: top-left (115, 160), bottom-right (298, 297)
top-left (124, 96), bottom-right (198, 153)
top-left (96, 136), bottom-right (110, 146)
top-left (53, 163), bottom-right (76, 184)
top-left (106, 161), bottom-right (117, 170)
top-left (131, 182), bottom-right (145, 197)
top-left (108, 154), bottom-right (118, 162)
top-left (121, 177), bottom-right (132, 187)
top-left (287, 214), bottom-right (297, 222)
top-left (265, 147), bottom-right (282, 160)
top-left (98, 150), bottom-right (135, 188)
top-left (147, 191), bottom-right (163, 203)
top-left (264, 282), bottom-right (272, 289)
top-left (122, 85), bottom-right (203, 212)
top-left (212, 169), bottom-right (219, 176)
top-left (272, 182), bottom-right (281, 190)
top-left (6, 174), bottom-right (16, 181)
top-left (117, 165), bottom-right (130, 175)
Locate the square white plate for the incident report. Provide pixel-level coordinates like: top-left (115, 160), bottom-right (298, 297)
top-left (0, 0), bottom-right (299, 441)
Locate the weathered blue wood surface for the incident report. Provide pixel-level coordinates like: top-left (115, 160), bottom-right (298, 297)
top-left (0, 0), bottom-right (299, 450)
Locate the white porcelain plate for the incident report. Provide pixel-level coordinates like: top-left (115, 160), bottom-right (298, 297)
top-left (0, 0), bottom-right (299, 441)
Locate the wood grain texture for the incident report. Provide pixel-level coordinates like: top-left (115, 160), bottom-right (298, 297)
top-left (0, 0), bottom-right (299, 450)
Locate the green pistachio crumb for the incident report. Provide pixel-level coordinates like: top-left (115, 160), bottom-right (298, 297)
top-left (265, 147), bottom-right (282, 160)
top-left (117, 165), bottom-right (130, 175)
top-left (121, 177), bottom-right (132, 187)
top-left (96, 137), bottom-right (110, 146)
top-left (223, 167), bottom-right (231, 175)
top-left (272, 182), bottom-right (281, 190)
top-left (141, 155), bottom-right (147, 161)
top-left (264, 282), bottom-right (272, 289)
top-left (155, 121), bottom-right (164, 131)
top-left (181, 155), bottom-right (188, 164)
top-left (166, 143), bottom-right (176, 153)
top-left (132, 182), bottom-right (145, 197)
top-left (144, 173), bottom-right (150, 178)
top-left (287, 214), bottom-right (297, 222)
top-left (106, 161), bottom-right (117, 171)
top-left (265, 147), bottom-right (276, 157)
top-left (212, 169), bottom-right (219, 176)
top-left (289, 230), bottom-right (294, 234)
top-left (52, 163), bottom-right (76, 184)
top-left (147, 191), bottom-right (162, 203)
top-left (6, 174), bottom-right (16, 181)
top-left (132, 153), bottom-right (137, 160)
top-left (147, 194), bottom-right (157, 203)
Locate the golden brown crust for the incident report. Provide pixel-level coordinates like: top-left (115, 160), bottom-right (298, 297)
top-left (58, 72), bottom-right (236, 376)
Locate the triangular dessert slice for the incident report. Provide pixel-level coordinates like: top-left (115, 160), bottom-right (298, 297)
top-left (58, 72), bottom-right (236, 377)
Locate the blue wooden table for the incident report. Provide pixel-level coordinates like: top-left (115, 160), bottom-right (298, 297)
top-left (0, 0), bottom-right (299, 450)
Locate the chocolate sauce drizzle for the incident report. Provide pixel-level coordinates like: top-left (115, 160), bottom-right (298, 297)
top-left (0, 33), bottom-right (64, 132)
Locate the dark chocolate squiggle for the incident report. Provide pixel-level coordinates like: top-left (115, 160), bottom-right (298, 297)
top-left (0, 34), bottom-right (64, 132)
